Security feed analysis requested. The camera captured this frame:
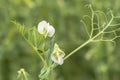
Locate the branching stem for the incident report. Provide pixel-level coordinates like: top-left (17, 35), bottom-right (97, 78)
top-left (64, 11), bottom-right (114, 60)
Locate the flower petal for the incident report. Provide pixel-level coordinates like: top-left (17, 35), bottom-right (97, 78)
top-left (38, 20), bottom-right (55, 37)
top-left (51, 43), bottom-right (65, 65)
top-left (51, 54), bottom-right (64, 65)
top-left (38, 20), bottom-right (47, 34)
top-left (51, 54), bottom-right (58, 64)
top-left (47, 25), bottom-right (55, 37)
top-left (57, 56), bottom-right (64, 65)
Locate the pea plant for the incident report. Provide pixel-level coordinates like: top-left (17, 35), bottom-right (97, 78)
top-left (13, 5), bottom-right (120, 80)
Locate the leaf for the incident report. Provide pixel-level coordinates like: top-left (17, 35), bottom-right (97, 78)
top-left (12, 21), bottom-right (25, 35)
top-left (13, 21), bottom-right (45, 51)
top-left (39, 67), bottom-right (50, 80)
top-left (45, 38), bottom-right (55, 66)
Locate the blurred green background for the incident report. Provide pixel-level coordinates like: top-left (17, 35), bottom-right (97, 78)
top-left (0, 0), bottom-right (120, 80)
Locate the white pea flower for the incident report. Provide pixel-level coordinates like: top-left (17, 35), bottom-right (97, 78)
top-left (38, 20), bottom-right (55, 37)
top-left (51, 43), bottom-right (65, 65)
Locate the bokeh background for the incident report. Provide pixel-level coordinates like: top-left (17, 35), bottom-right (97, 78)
top-left (0, 0), bottom-right (120, 80)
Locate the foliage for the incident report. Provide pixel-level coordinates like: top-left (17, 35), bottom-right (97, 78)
top-left (0, 0), bottom-right (120, 80)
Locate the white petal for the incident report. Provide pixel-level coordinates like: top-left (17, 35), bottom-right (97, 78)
top-left (51, 55), bottom-right (58, 64)
top-left (38, 20), bottom-right (47, 34)
top-left (57, 57), bottom-right (64, 65)
top-left (51, 54), bottom-right (64, 65)
top-left (60, 53), bottom-right (65, 58)
top-left (47, 25), bottom-right (55, 37)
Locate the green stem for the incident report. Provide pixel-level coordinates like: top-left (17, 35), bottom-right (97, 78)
top-left (64, 39), bottom-right (91, 60)
top-left (23, 35), bottom-right (47, 67)
top-left (90, 5), bottom-right (94, 38)
top-left (64, 14), bottom-right (113, 60)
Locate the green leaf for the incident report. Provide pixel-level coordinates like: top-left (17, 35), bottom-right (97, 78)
top-left (39, 67), bottom-right (50, 80)
top-left (13, 21), bottom-right (45, 51)
top-left (12, 21), bottom-right (25, 35)
top-left (45, 39), bottom-right (55, 66)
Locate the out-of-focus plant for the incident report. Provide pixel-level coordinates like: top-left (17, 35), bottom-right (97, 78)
top-left (13, 4), bottom-right (120, 80)
top-left (17, 68), bottom-right (31, 80)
